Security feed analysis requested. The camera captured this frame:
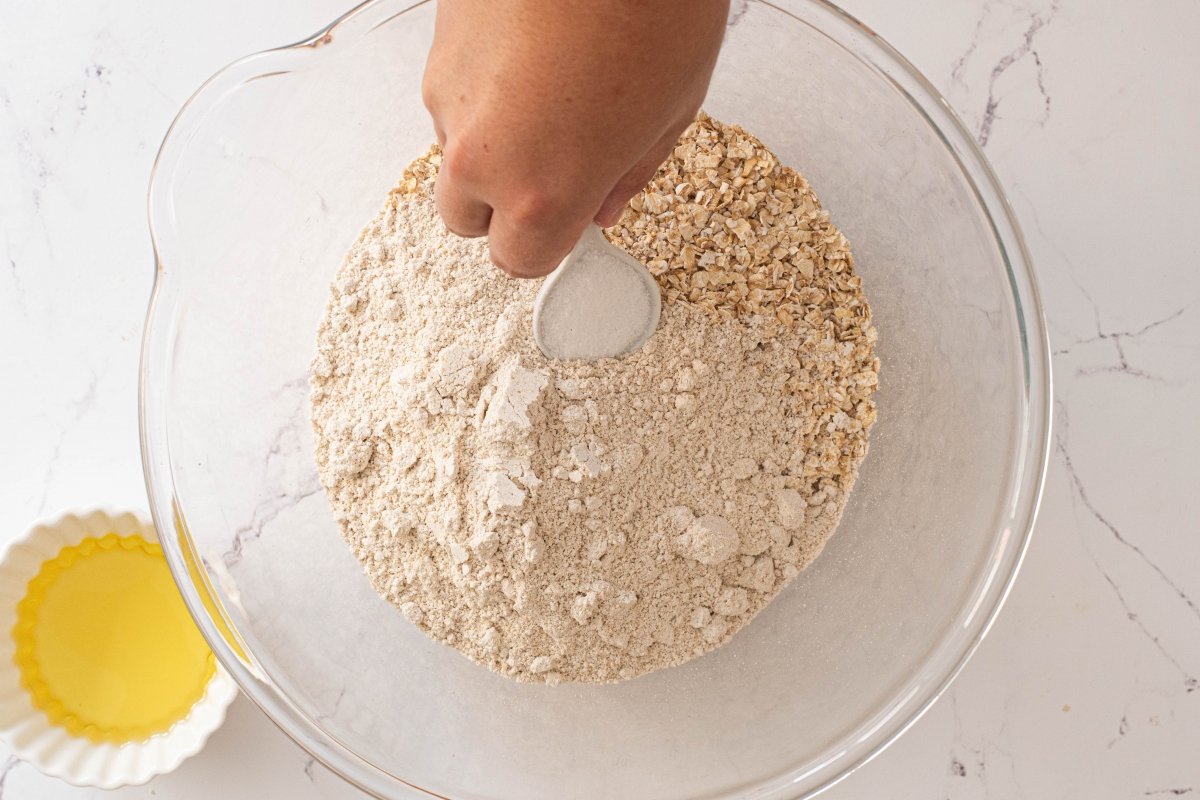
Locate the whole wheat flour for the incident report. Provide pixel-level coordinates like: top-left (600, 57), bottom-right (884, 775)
top-left (311, 114), bottom-right (879, 684)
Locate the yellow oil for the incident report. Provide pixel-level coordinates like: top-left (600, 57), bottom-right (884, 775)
top-left (12, 533), bottom-right (215, 744)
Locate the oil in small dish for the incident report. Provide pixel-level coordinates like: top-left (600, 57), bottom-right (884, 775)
top-left (12, 533), bottom-right (215, 744)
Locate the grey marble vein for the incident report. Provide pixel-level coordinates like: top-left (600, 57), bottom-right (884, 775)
top-left (946, 691), bottom-right (988, 786)
top-left (1052, 307), bottom-right (1190, 358)
top-left (1011, 182), bottom-right (1109, 340)
top-left (223, 478), bottom-right (322, 568)
top-left (1075, 337), bottom-right (1165, 383)
top-left (950, 2), bottom-right (991, 92)
top-left (3, 255), bottom-right (27, 318)
top-left (727, 0), bottom-right (749, 29)
top-left (94, 30), bottom-right (177, 106)
top-left (34, 370), bottom-right (101, 515)
top-left (1057, 305), bottom-right (1194, 384)
top-left (224, 376), bottom-right (322, 566)
top-left (976, 0), bottom-right (1058, 147)
top-left (1029, 164), bottom-right (1198, 382)
top-left (1057, 402), bottom-right (1200, 625)
top-left (0, 756), bottom-right (19, 799)
top-left (1056, 406), bottom-right (1199, 690)
top-left (315, 687), bottom-right (347, 725)
top-left (1106, 714), bottom-right (1129, 749)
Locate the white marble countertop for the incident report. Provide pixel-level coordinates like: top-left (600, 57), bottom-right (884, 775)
top-left (2, 0), bottom-right (1197, 797)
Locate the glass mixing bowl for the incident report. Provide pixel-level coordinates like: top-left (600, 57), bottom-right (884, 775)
top-left (141, 1), bottom-right (1051, 797)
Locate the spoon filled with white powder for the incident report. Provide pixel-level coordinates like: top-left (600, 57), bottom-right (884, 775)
top-left (532, 224), bottom-right (661, 360)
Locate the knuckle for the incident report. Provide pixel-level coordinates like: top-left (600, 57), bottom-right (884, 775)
top-left (434, 188), bottom-right (486, 238)
top-left (439, 213), bottom-right (484, 239)
top-left (420, 67), bottom-right (444, 115)
top-left (488, 242), bottom-right (552, 279)
top-left (441, 218), bottom-right (478, 238)
top-left (439, 139), bottom-right (475, 183)
top-left (488, 251), bottom-right (523, 278)
top-left (420, 72), bottom-right (439, 114)
top-left (503, 183), bottom-right (575, 230)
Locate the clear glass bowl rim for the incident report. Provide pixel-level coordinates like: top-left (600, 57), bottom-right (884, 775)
top-left (139, 1), bottom-right (1053, 797)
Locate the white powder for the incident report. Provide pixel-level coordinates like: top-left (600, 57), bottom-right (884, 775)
top-left (311, 119), bottom-right (878, 685)
top-left (532, 226), bottom-right (660, 361)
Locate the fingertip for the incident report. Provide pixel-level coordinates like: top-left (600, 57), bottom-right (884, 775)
top-left (489, 250), bottom-right (557, 280)
top-left (434, 172), bottom-right (491, 238)
top-left (487, 207), bottom-right (585, 280)
top-left (594, 204), bottom-right (624, 229)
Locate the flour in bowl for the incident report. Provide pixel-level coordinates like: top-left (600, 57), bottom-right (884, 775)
top-left (310, 114), bottom-right (879, 684)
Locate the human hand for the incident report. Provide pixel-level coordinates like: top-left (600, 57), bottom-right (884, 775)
top-left (422, 0), bottom-right (730, 277)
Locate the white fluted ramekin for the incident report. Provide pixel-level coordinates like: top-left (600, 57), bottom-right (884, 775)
top-left (0, 508), bottom-right (237, 788)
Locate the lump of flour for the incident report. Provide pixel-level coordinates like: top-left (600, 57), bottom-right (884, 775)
top-left (311, 114), bottom-right (879, 684)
